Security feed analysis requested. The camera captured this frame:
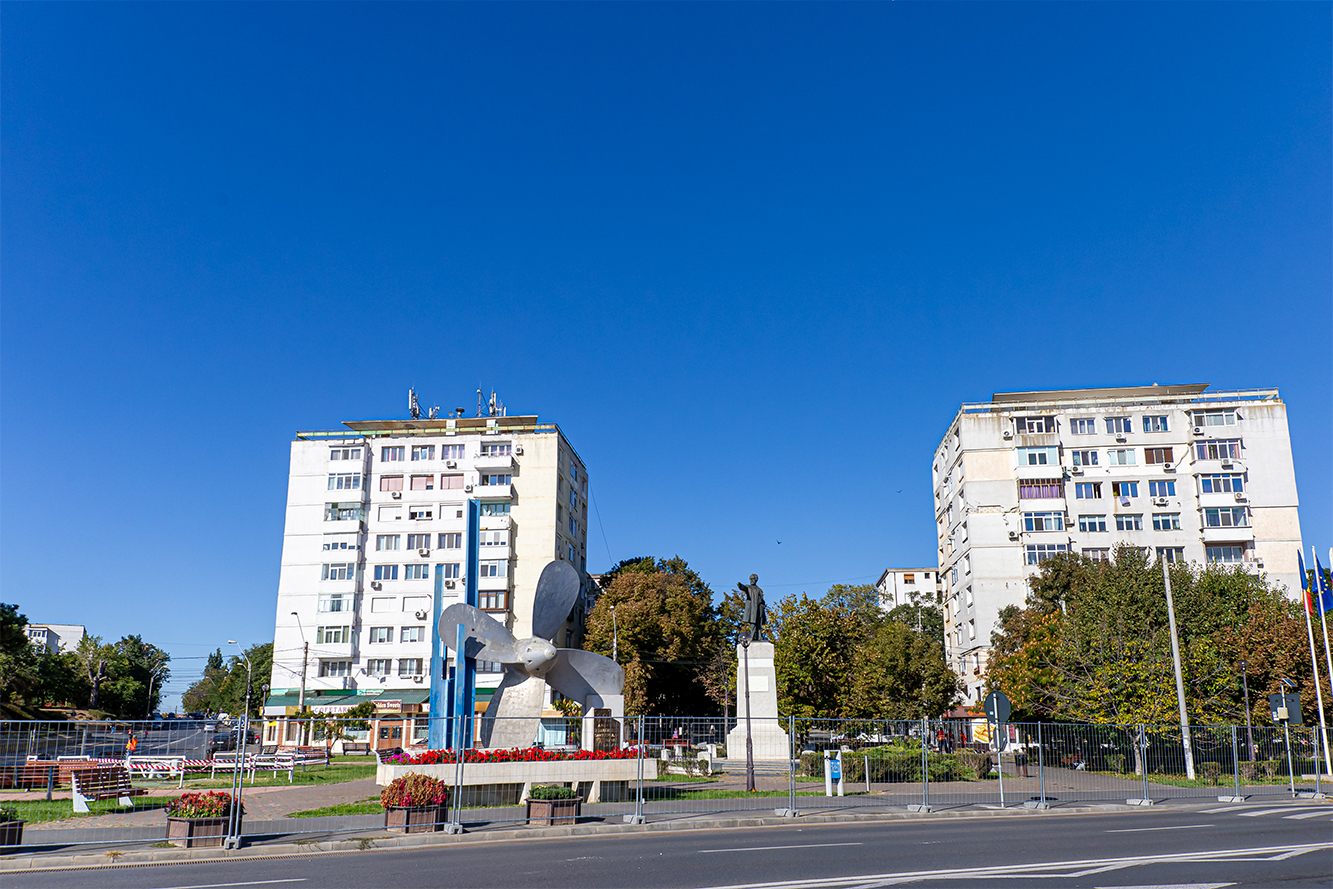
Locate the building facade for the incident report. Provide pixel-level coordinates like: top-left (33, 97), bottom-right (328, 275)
top-left (265, 411), bottom-right (591, 747)
top-left (25, 623), bottom-right (86, 654)
top-left (933, 385), bottom-right (1302, 705)
top-left (875, 568), bottom-right (943, 610)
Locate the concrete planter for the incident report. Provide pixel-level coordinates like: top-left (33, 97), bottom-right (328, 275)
top-left (384, 804), bottom-right (448, 833)
top-left (166, 815), bottom-right (233, 848)
top-left (0, 818), bottom-right (24, 850)
top-left (377, 757), bottom-right (639, 804)
top-left (526, 798), bottom-right (580, 826)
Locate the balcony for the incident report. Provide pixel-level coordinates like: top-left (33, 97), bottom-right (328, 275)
top-left (474, 454), bottom-right (516, 472)
top-left (1202, 525), bottom-right (1254, 543)
top-left (473, 482), bottom-right (513, 499)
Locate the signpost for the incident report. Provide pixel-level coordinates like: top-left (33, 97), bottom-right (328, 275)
top-left (984, 691), bottom-right (1010, 808)
top-left (1269, 689), bottom-right (1302, 797)
top-left (824, 749), bottom-right (843, 797)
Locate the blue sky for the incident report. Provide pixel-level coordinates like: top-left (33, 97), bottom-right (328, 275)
top-left (3, 3), bottom-right (1328, 710)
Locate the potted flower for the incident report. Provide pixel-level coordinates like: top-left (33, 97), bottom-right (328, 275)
top-left (165, 791), bottom-right (242, 848)
top-left (526, 784), bottom-right (581, 826)
top-left (380, 772), bottom-right (449, 833)
top-left (0, 805), bottom-right (24, 850)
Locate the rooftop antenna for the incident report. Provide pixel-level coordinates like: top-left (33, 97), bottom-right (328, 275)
top-left (475, 389), bottom-right (506, 417)
top-left (409, 388), bottom-right (421, 420)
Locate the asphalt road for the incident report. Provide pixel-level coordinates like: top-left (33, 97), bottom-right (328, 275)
top-left (8, 801), bottom-right (1332, 889)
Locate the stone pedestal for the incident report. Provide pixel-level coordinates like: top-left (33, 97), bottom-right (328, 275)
top-left (726, 642), bottom-right (790, 759)
top-left (581, 694), bottom-right (625, 752)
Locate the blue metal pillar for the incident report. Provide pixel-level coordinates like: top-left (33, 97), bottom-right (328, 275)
top-left (427, 565), bottom-right (447, 750)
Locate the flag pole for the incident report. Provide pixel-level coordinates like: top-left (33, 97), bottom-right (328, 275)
top-left (1317, 547), bottom-right (1333, 774)
top-left (1299, 548), bottom-right (1332, 776)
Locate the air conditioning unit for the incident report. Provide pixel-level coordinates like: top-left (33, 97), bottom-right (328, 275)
top-left (1192, 426), bottom-right (1204, 436)
top-left (414, 610), bottom-right (428, 620)
top-left (418, 548), bottom-right (430, 557)
top-left (1220, 461), bottom-right (1234, 469)
top-left (1152, 497), bottom-right (1169, 506)
top-left (1007, 530), bottom-right (1019, 541)
top-left (464, 484), bottom-right (474, 492)
top-left (446, 460), bottom-right (457, 468)
top-left (1163, 465), bottom-right (1176, 473)
top-left (1069, 466), bottom-right (1083, 475)
top-left (1002, 430), bottom-right (1014, 440)
top-left (1234, 493), bottom-right (1248, 502)
top-left (1115, 435), bottom-right (1127, 443)
top-left (445, 580), bottom-right (456, 589)
top-left (391, 491), bottom-right (402, 499)
top-left (371, 581), bottom-right (382, 590)
top-left (514, 446), bottom-right (523, 455)
top-left (412, 675), bottom-right (424, 683)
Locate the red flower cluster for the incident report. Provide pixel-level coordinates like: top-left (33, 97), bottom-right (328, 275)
top-left (380, 772), bottom-right (449, 808)
top-left (166, 791), bottom-right (242, 818)
top-left (399, 746), bottom-right (639, 765)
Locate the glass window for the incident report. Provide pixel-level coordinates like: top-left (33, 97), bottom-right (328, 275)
top-left (411, 445), bottom-right (435, 461)
top-left (368, 627), bottom-right (392, 644)
top-left (1111, 481), bottom-right (1138, 499)
top-left (1017, 416), bottom-right (1055, 434)
top-left (1142, 416), bottom-right (1169, 432)
top-left (480, 442), bottom-right (512, 456)
top-left (1070, 418), bottom-right (1097, 435)
top-left (376, 535), bottom-right (400, 551)
top-left (1018, 479), bottom-right (1063, 499)
top-left (1115, 514), bottom-right (1143, 531)
top-left (1074, 482), bottom-right (1102, 500)
top-left (398, 658), bottom-right (423, 676)
top-left (366, 658), bottom-right (391, 676)
top-left (1193, 410), bottom-right (1237, 427)
top-left (1071, 450), bottom-right (1098, 466)
top-left (439, 532), bottom-right (462, 549)
top-left (1157, 547), bottom-right (1185, 563)
top-left (325, 503), bottom-right (365, 522)
top-left (1149, 480), bottom-right (1176, 497)
top-left (1025, 543), bottom-right (1068, 565)
top-left (1023, 512), bottom-right (1064, 531)
top-left (1152, 513), bottom-right (1181, 531)
top-left (479, 559), bottom-right (507, 578)
top-left (1078, 515), bottom-right (1107, 532)
top-left (1018, 447), bottom-right (1058, 466)
top-left (319, 661), bottom-right (351, 677)
top-left (1107, 449), bottom-right (1136, 465)
top-left (441, 444), bottom-right (465, 459)
top-left (321, 563), bottom-right (355, 581)
top-left (1204, 507), bottom-right (1248, 528)
top-left (327, 473), bottom-right (362, 491)
top-left (380, 475), bottom-right (404, 492)
top-left (480, 474), bottom-right (512, 486)
top-left (374, 564), bottom-right (399, 581)
top-left (1200, 474), bottom-right (1244, 494)
top-left (1105, 417), bottom-right (1132, 434)
top-left (408, 505), bottom-right (433, 521)
top-left (381, 446), bottom-right (406, 462)
top-left (410, 475), bottom-right (434, 491)
top-left (404, 564), bottom-right (430, 580)
top-left (406, 534), bottom-right (430, 549)
top-left (1207, 545), bottom-right (1246, 563)
top-left (1196, 439), bottom-right (1242, 460)
top-left (440, 474), bottom-right (464, 489)
top-left (317, 594), bottom-right (350, 612)
top-left (322, 533), bottom-right (358, 551)
top-left (1083, 548), bottom-right (1111, 562)
top-left (479, 502), bottom-right (511, 516)
top-left (441, 563), bottom-right (460, 579)
top-left (1144, 447), bottom-right (1174, 465)
top-left (400, 626), bottom-right (424, 643)
top-left (330, 447), bottom-right (362, 461)
top-left (316, 626), bottom-right (350, 644)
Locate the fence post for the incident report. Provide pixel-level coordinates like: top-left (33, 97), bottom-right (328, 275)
top-left (625, 715), bottom-right (645, 824)
top-left (909, 716), bottom-right (930, 812)
top-left (784, 714), bottom-right (798, 817)
top-left (1037, 722), bottom-right (1046, 806)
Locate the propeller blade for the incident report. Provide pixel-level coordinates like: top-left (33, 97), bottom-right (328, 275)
top-left (479, 672), bottom-right (545, 749)
top-left (545, 649), bottom-right (624, 703)
top-left (439, 603), bottom-right (519, 663)
top-left (530, 560), bottom-right (581, 640)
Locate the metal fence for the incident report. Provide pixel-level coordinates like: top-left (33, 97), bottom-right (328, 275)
top-left (0, 716), bottom-right (1326, 854)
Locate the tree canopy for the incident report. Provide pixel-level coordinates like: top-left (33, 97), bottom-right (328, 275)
top-left (182, 642), bottom-right (273, 717)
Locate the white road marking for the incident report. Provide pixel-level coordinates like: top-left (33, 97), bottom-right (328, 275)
top-left (149, 881), bottom-right (306, 889)
top-left (1105, 824), bottom-right (1213, 832)
top-left (1200, 805), bottom-right (1255, 813)
top-left (1238, 806), bottom-right (1330, 817)
top-left (1284, 810), bottom-right (1333, 820)
top-left (700, 842), bottom-right (863, 854)
top-left (1093, 884), bottom-right (1234, 889)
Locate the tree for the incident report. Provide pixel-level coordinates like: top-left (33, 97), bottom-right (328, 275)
top-left (305, 700), bottom-right (377, 754)
top-left (0, 603), bottom-right (40, 705)
top-left (769, 592), bottom-right (862, 720)
top-left (183, 643), bottom-right (273, 717)
top-left (845, 621), bottom-right (962, 719)
top-left (96, 635), bottom-right (171, 718)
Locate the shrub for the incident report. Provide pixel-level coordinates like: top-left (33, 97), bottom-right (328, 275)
top-left (957, 750), bottom-right (992, 780)
top-left (0, 805), bottom-right (18, 822)
top-left (1107, 753), bottom-right (1126, 774)
top-left (167, 791), bottom-right (242, 818)
top-left (1201, 761), bottom-right (1222, 785)
top-left (380, 773), bottom-right (449, 809)
top-left (529, 784), bottom-right (579, 800)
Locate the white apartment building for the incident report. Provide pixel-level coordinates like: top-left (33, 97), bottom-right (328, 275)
top-left (265, 411), bottom-right (591, 743)
top-left (933, 384), bottom-right (1302, 705)
top-left (875, 568), bottom-right (943, 610)
top-left (25, 623), bottom-right (86, 654)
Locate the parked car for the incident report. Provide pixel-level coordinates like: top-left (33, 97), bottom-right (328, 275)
top-left (207, 732), bottom-right (238, 755)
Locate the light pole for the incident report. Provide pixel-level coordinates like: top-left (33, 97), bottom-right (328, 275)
top-left (225, 641), bottom-right (252, 849)
top-left (291, 612), bottom-right (309, 745)
top-left (145, 662), bottom-right (168, 720)
top-left (1161, 558), bottom-right (1196, 780)
top-left (610, 604), bottom-right (618, 663)
top-left (1239, 658), bottom-right (1255, 761)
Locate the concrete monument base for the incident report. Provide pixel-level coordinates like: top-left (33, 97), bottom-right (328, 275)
top-left (726, 641), bottom-right (789, 759)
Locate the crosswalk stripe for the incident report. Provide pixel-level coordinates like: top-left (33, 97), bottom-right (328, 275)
top-left (1283, 810), bottom-right (1333, 820)
top-left (1238, 807), bottom-right (1331, 817)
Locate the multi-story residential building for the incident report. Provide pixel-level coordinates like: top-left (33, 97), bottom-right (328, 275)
top-left (25, 623), bottom-right (86, 654)
top-left (264, 408), bottom-right (591, 747)
top-left (875, 568), bottom-right (943, 610)
top-left (933, 384), bottom-right (1302, 705)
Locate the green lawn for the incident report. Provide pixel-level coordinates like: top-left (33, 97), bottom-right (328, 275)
top-left (4, 796), bottom-right (173, 825)
top-left (287, 796), bottom-right (383, 818)
top-left (133, 762), bottom-right (378, 790)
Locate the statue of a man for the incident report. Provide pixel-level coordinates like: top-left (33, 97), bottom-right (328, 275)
top-left (737, 573), bottom-right (767, 643)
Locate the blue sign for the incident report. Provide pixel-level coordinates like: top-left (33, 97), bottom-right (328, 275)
top-left (829, 755), bottom-right (841, 781)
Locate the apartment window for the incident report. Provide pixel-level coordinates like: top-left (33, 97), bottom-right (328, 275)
top-left (318, 593), bottom-right (351, 612)
top-left (968, 620), bottom-right (976, 640)
top-left (1023, 512), bottom-right (1064, 532)
top-left (319, 661), bottom-right (351, 678)
top-left (1078, 515), bottom-right (1107, 532)
top-left (1144, 447), bottom-right (1174, 465)
top-left (330, 447), bottom-right (362, 461)
top-left (480, 590), bottom-right (508, 610)
top-left (1074, 482), bottom-right (1102, 500)
top-left (1204, 507), bottom-right (1249, 528)
top-left (327, 473), bottom-right (362, 491)
top-left (408, 505), bottom-right (433, 521)
top-left (404, 564), bottom-right (430, 580)
top-left (1107, 449), bottom-right (1136, 465)
top-left (1071, 418), bottom-right (1097, 435)
top-left (479, 530), bottom-right (506, 547)
top-left (410, 475), bottom-right (434, 491)
top-left (439, 532), bottom-right (462, 549)
top-left (1071, 450), bottom-right (1098, 466)
top-left (569, 517), bottom-right (578, 536)
top-left (376, 535), bottom-right (401, 551)
top-left (398, 658), bottom-right (423, 677)
top-left (1143, 415), bottom-right (1169, 433)
top-left (316, 625), bottom-right (350, 644)
top-left (381, 446), bottom-right (406, 462)
top-left (380, 475), bottom-right (404, 492)
top-left (1025, 543), bottom-right (1069, 565)
top-left (1018, 479), bottom-right (1063, 499)
top-left (1017, 416), bottom-right (1055, 434)
top-left (1018, 447), bottom-right (1058, 466)
top-left (374, 565), bottom-right (399, 581)
top-left (1196, 439), bottom-right (1242, 461)
top-left (480, 474), bottom-right (511, 486)
top-left (379, 726), bottom-right (403, 740)
top-left (368, 626), bottom-right (393, 644)
top-left (480, 502), bottom-right (511, 517)
top-left (476, 660), bottom-right (504, 674)
top-left (400, 626), bottom-right (425, 643)
top-left (1157, 547), bottom-right (1185, 563)
top-left (402, 596), bottom-right (429, 614)
top-left (1111, 481), bottom-right (1139, 499)
top-left (441, 444), bottom-right (465, 459)
top-left (568, 543), bottom-right (577, 563)
top-left (406, 534), bottom-right (430, 550)
top-left (570, 490), bottom-right (579, 510)
top-left (1152, 513), bottom-right (1182, 531)
top-left (903, 573), bottom-right (916, 585)
top-left (1115, 514), bottom-right (1143, 531)
top-left (325, 503), bottom-right (365, 522)
top-left (441, 563), bottom-right (460, 579)
top-left (1083, 548), bottom-right (1111, 562)
top-left (1193, 410), bottom-right (1237, 427)
top-left (1105, 417), bottom-right (1132, 434)
top-left (366, 658), bottom-right (391, 676)
top-left (370, 597), bottom-right (395, 613)
top-left (440, 474), bottom-right (464, 490)
top-left (378, 505), bottom-right (403, 522)
top-left (1200, 474), bottom-right (1244, 494)
top-left (1207, 545), bottom-right (1246, 564)
top-left (322, 563), bottom-right (355, 581)
top-left (411, 445), bottom-right (435, 461)
top-left (323, 533), bottom-right (357, 551)
top-left (480, 442), bottom-right (512, 456)
top-left (479, 559), bottom-right (508, 578)
top-left (1149, 480), bottom-right (1176, 497)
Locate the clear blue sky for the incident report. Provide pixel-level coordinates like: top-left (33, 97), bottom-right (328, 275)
top-left (3, 3), bottom-right (1328, 711)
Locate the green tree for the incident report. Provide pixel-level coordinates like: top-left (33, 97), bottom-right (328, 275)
top-left (0, 603), bottom-right (40, 705)
top-left (769, 592), bottom-right (862, 720)
top-left (182, 643), bottom-right (273, 717)
top-left (307, 700), bottom-right (377, 754)
top-left (845, 621), bottom-right (962, 719)
top-left (97, 635), bottom-right (171, 718)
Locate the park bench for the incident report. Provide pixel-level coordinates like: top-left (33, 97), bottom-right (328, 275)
top-left (341, 742), bottom-right (371, 756)
top-left (5, 758), bottom-right (96, 791)
top-left (71, 765), bottom-right (146, 813)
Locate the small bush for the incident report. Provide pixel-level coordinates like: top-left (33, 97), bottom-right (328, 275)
top-left (1107, 753), bottom-right (1126, 774)
top-left (957, 750), bottom-right (992, 780)
top-left (1201, 762), bottom-right (1222, 785)
top-left (529, 784), bottom-right (579, 800)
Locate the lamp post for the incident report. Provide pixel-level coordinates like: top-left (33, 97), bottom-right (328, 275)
top-left (610, 604), bottom-right (617, 663)
top-left (1161, 559), bottom-right (1196, 780)
top-left (1239, 658), bottom-right (1255, 761)
top-left (145, 662), bottom-right (168, 720)
top-left (291, 612), bottom-right (309, 745)
top-left (225, 641), bottom-right (252, 849)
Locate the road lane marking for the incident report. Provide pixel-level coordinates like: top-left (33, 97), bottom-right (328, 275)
top-left (700, 842), bottom-right (864, 854)
top-left (1105, 824), bottom-right (1213, 832)
top-left (1238, 806), bottom-right (1330, 817)
top-left (149, 881), bottom-right (307, 889)
top-left (1284, 810), bottom-right (1333, 820)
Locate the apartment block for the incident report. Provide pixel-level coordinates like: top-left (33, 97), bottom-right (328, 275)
top-left (933, 384), bottom-right (1302, 705)
top-left (875, 568), bottom-right (943, 610)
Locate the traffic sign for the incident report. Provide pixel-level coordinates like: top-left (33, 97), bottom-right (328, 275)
top-left (983, 690), bottom-right (1011, 725)
top-left (1268, 692), bottom-right (1302, 725)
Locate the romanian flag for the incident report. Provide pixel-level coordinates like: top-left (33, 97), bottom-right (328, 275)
top-left (1299, 550), bottom-right (1314, 613)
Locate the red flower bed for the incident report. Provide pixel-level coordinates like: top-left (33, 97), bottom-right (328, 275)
top-left (389, 747), bottom-right (639, 766)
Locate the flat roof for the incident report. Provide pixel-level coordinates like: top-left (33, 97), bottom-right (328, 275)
top-left (991, 383), bottom-right (1209, 404)
top-left (342, 414), bottom-right (544, 433)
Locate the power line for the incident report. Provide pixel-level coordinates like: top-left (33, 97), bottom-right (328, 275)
top-left (589, 487), bottom-right (614, 568)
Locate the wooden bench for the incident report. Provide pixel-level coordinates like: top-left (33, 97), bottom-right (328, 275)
top-left (341, 742), bottom-right (371, 756)
top-left (6, 759), bottom-right (96, 790)
top-left (71, 765), bottom-right (147, 813)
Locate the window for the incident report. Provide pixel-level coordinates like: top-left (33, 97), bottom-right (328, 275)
top-left (440, 474), bottom-right (464, 489)
top-left (400, 626), bottom-right (425, 643)
top-left (402, 596), bottom-right (429, 613)
top-left (411, 445), bottom-right (435, 461)
top-left (1107, 449), bottom-right (1136, 465)
top-left (441, 444), bottom-right (465, 460)
top-left (379, 726), bottom-right (403, 740)
top-left (480, 502), bottom-right (510, 516)
top-left (318, 593), bottom-right (351, 612)
top-left (1196, 439), bottom-right (1242, 461)
top-left (1074, 482), bottom-right (1102, 500)
top-left (439, 532), bottom-right (462, 549)
top-left (406, 534), bottom-right (430, 550)
top-left (476, 660), bottom-right (504, 673)
top-left (381, 446), bottom-right (406, 462)
top-left (325, 503), bottom-right (364, 522)
top-left (570, 490), bottom-right (579, 510)
top-left (1018, 479), bottom-right (1063, 499)
top-left (404, 564), bottom-right (430, 580)
top-left (1083, 548), bottom-right (1111, 562)
top-left (903, 573), bottom-right (916, 585)
top-left (380, 475), bottom-right (404, 492)
top-left (1149, 480), bottom-right (1176, 497)
top-left (1200, 474), bottom-right (1244, 494)
top-left (1193, 410), bottom-right (1237, 427)
top-left (398, 658), bottom-right (423, 677)
top-left (480, 473), bottom-right (511, 486)
top-left (569, 517), bottom-right (578, 536)
top-left (1207, 545), bottom-right (1246, 564)
top-left (480, 442), bottom-right (512, 456)
top-left (968, 620), bottom-right (976, 640)
top-left (376, 535), bottom-right (400, 551)
top-left (330, 447), bottom-right (362, 461)
top-left (368, 627), bottom-right (392, 644)
top-left (1142, 415), bottom-right (1169, 433)
top-left (479, 530), bottom-right (507, 547)
top-left (1152, 513), bottom-right (1181, 531)
top-left (1105, 417), bottom-right (1132, 434)
top-left (1144, 447), bottom-right (1174, 465)
top-left (479, 559), bottom-right (508, 577)
top-left (1078, 514), bottom-right (1107, 532)
top-left (327, 473), bottom-right (362, 491)
top-left (1018, 447), bottom-right (1058, 466)
top-left (370, 597), bottom-right (395, 613)
top-left (316, 625), bottom-right (350, 644)
top-left (1023, 512), bottom-right (1064, 532)
top-left (1025, 543), bottom-right (1068, 565)
top-left (1017, 416), bottom-right (1055, 434)
top-left (1071, 450), bottom-right (1098, 466)
top-left (322, 563), bottom-right (355, 581)
top-left (1111, 481), bottom-right (1138, 499)
top-left (408, 505), bottom-right (433, 521)
top-left (323, 533), bottom-right (357, 551)
top-left (1115, 514), bottom-right (1143, 531)
top-left (366, 658), bottom-right (391, 676)
top-left (441, 563), bottom-right (460, 579)
top-left (1071, 418), bottom-right (1097, 435)
top-left (374, 564), bottom-right (399, 581)
top-left (1204, 507), bottom-right (1248, 528)
top-left (1157, 547), bottom-right (1185, 563)
top-left (480, 590), bottom-right (508, 610)
top-left (319, 661), bottom-right (351, 678)
top-left (378, 505), bottom-right (403, 522)
top-left (410, 475), bottom-right (434, 491)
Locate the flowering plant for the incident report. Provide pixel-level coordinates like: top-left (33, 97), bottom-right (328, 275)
top-left (380, 772), bottom-right (449, 809)
top-left (396, 746), bottom-right (638, 766)
top-left (166, 791), bottom-right (242, 818)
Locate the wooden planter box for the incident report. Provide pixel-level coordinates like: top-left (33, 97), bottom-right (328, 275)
top-left (384, 804), bottom-right (447, 833)
top-left (166, 815), bottom-right (235, 848)
top-left (526, 798), bottom-right (581, 826)
top-left (0, 818), bottom-right (24, 850)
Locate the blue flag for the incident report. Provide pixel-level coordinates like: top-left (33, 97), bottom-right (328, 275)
top-left (1315, 551), bottom-right (1333, 615)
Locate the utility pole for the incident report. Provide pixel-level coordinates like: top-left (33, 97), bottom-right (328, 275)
top-left (1239, 658), bottom-right (1254, 761)
top-left (291, 612), bottom-right (309, 745)
top-left (1162, 559), bottom-right (1196, 780)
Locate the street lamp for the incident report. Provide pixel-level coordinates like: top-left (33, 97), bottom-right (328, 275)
top-left (610, 604), bottom-right (618, 663)
top-left (145, 661), bottom-right (169, 720)
top-left (1239, 658), bottom-right (1254, 761)
top-left (224, 641), bottom-right (252, 849)
top-left (291, 612), bottom-right (309, 745)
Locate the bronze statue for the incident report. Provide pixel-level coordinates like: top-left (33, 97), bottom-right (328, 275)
top-left (737, 574), bottom-right (767, 643)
